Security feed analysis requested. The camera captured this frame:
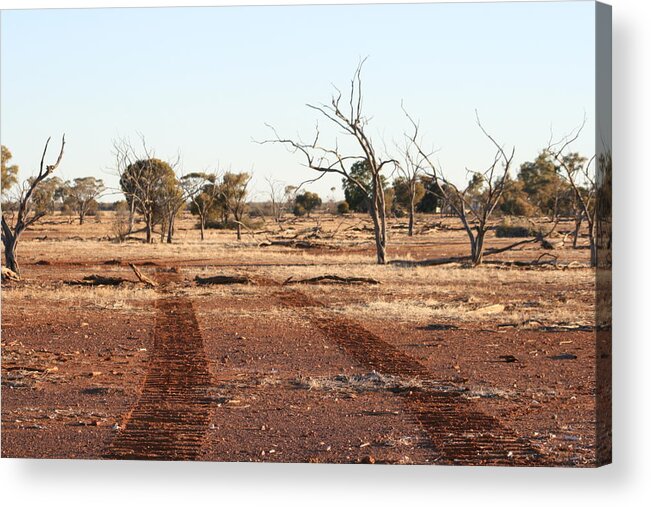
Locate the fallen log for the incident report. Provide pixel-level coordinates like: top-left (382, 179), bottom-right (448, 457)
top-left (259, 239), bottom-right (321, 249)
top-left (66, 275), bottom-right (128, 286)
top-left (283, 275), bottom-right (380, 285)
top-left (195, 275), bottom-right (252, 285)
top-left (129, 263), bottom-right (158, 287)
top-left (2, 266), bottom-right (21, 282)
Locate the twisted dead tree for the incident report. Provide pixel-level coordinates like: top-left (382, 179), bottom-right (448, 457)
top-left (546, 119), bottom-right (597, 267)
top-left (405, 110), bottom-right (559, 266)
top-left (404, 110), bottom-right (526, 266)
top-left (260, 60), bottom-right (397, 264)
top-left (1, 135), bottom-right (66, 277)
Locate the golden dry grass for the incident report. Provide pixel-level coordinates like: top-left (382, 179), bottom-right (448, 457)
top-left (4, 211), bottom-right (595, 327)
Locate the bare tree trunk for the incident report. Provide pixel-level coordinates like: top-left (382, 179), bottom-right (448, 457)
top-left (145, 213), bottom-right (153, 243)
top-left (472, 228), bottom-right (486, 266)
top-left (371, 210), bottom-right (387, 264)
top-left (128, 199), bottom-right (136, 234)
top-left (408, 200), bottom-right (415, 237)
top-left (166, 214), bottom-right (175, 243)
top-left (2, 231), bottom-right (20, 276)
top-left (367, 185), bottom-right (387, 265)
top-left (573, 212), bottom-right (583, 248)
top-left (200, 215), bottom-right (205, 241)
top-left (79, 212), bottom-right (84, 226)
top-left (588, 221), bottom-right (596, 267)
top-left (160, 216), bottom-right (167, 243)
top-left (236, 222), bottom-right (242, 241)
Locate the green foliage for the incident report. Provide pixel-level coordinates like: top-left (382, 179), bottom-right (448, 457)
top-left (292, 203), bottom-right (306, 217)
top-left (1, 145), bottom-right (19, 194)
top-left (337, 201), bottom-right (350, 214)
top-left (417, 175), bottom-right (443, 213)
top-left (294, 191), bottom-right (322, 216)
top-left (184, 171), bottom-right (251, 229)
top-left (342, 160), bottom-right (392, 213)
top-left (383, 187), bottom-right (395, 216)
top-left (518, 151), bottom-right (572, 217)
top-left (220, 172), bottom-right (250, 208)
top-left (342, 160), bottom-right (389, 213)
top-left (119, 158), bottom-right (178, 222)
top-left (499, 176), bottom-right (536, 217)
top-left (393, 176), bottom-right (425, 211)
top-left (343, 160), bottom-right (370, 212)
top-left (63, 176), bottom-right (105, 223)
top-left (30, 176), bottom-right (64, 215)
top-left (466, 173), bottom-right (485, 196)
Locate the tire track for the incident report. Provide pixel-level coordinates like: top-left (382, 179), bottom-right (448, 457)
top-left (104, 277), bottom-right (211, 461)
top-left (276, 288), bottom-right (548, 466)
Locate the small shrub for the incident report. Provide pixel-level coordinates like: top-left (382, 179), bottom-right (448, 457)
top-left (495, 217), bottom-right (542, 238)
top-left (392, 207), bottom-right (406, 218)
top-left (336, 202), bottom-right (350, 215)
top-left (204, 216), bottom-right (263, 230)
top-left (112, 203), bottom-right (130, 242)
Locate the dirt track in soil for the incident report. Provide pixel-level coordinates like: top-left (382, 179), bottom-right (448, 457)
top-left (104, 273), bottom-right (211, 460)
top-left (100, 276), bottom-right (546, 465)
top-left (2, 214), bottom-right (599, 465)
top-left (276, 287), bottom-right (546, 466)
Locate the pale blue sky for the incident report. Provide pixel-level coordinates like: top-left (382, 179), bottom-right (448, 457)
top-left (1, 1), bottom-right (596, 200)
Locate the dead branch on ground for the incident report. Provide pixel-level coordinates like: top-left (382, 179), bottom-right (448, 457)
top-left (283, 275), bottom-right (380, 285)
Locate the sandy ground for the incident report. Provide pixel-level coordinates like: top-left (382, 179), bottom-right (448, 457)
top-left (1, 212), bottom-right (600, 466)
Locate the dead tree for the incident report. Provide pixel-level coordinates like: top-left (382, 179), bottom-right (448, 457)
top-left (260, 60), bottom-right (397, 264)
top-left (405, 110), bottom-right (516, 266)
top-left (265, 176), bottom-right (286, 231)
top-left (546, 120), bottom-right (596, 266)
top-left (1, 136), bottom-right (66, 276)
top-left (396, 118), bottom-right (426, 236)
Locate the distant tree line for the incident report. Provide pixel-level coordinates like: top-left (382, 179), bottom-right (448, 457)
top-left (0, 61), bottom-right (602, 276)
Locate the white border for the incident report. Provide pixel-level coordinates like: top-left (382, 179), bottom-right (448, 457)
top-left (1, 1), bottom-right (649, 505)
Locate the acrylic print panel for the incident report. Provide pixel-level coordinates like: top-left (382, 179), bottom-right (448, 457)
top-left (0, 1), bottom-right (611, 467)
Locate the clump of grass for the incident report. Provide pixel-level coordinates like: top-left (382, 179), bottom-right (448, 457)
top-left (292, 371), bottom-right (426, 394)
top-left (495, 217), bottom-right (551, 238)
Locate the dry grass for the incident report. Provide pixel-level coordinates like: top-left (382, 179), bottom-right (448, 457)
top-left (5, 211), bottom-right (595, 327)
top-left (293, 371), bottom-right (424, 394)
top-left (2, 283), bottom-right (157, 312)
